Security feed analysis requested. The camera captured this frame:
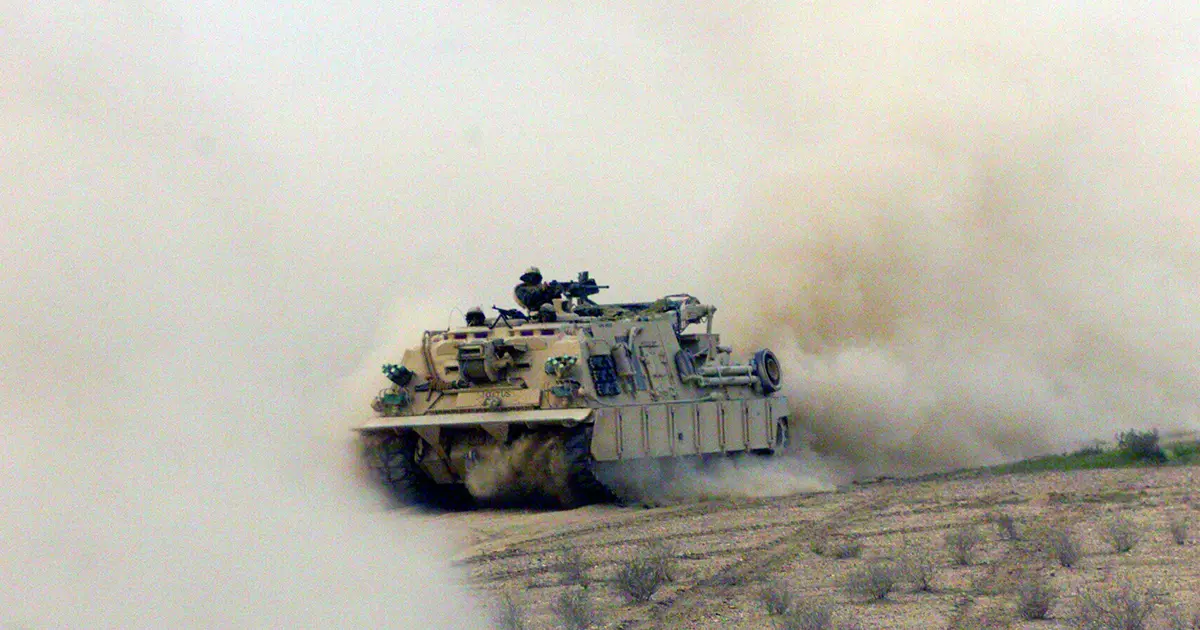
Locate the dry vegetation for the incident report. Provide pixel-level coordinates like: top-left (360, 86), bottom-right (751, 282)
top-left (773, 600), bottom-right (837, 630)
top-left (844, 559), bottom-right (899, 601)
top-left (760, 579), bottom-right (793, 616)
top-left (1045, 526), bottom-right (1084, 568)
top-left (898, 550), bottom-right (937, 593)
top-left (552, 587), bottom-right (594, 630)
top-left (456, 439), bottom-right (1200, 629)
top-left (989, 511), bottom-right (1021, 541)
top-left (944, 524), bottom-right (983, 566)
top-left (613, 543), bottom-right (673, 603)
top-left (1015, 573), bottom-right (1057, 621)
top-left (1164, 606), bottom-right (1200, 630)
top-left (1170, 515), bottom-right (1191, 546)
top-left (1106, 514), bottom-right (1143, 554)
top-left (495, 590), bottom-right (528, 630)
top-left (556, 546), bottom-right (591, 587)
top-left (811, 536), bottom-right (863, 560)
top-left (1073, 583), bottom-right (1158, 630)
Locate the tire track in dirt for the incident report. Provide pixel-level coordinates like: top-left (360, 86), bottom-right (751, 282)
top-left (464, 517), bottom-right (800, 568)
top-left (631, 491), bottom-right (894, 629)
top-left (459, 493), bottom-right (831, 567)
top-left (471, 525), bottom-right (806, 587)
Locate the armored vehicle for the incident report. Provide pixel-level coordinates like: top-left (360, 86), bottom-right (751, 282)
top-left (356, 271), bottom-right (789, 508)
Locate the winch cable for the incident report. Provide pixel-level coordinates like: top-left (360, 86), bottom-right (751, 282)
top-left (421, 330), bottom-right (446, 391)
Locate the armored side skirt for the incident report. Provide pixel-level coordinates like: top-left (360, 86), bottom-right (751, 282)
top-left (589, 397), bottom-right (788, 461)
top-left (356, 397), bottom-right (788, 463)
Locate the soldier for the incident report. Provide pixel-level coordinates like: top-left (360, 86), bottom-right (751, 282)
top-left (513, 266), bottom-right (562, 315)
top-left (464, 306), bottom-right (485, 327)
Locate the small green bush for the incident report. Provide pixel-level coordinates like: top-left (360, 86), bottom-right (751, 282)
top-left (1170, 515), bottom-right (1190, 545)
top-left (552, 587), bottom-right (593, 630)
top-left (774, 601), bottom-right (835, 630)
top-left (899, 550), bottom-right (936, 592)
top-left (828, 541), bottom-right (863, 559)
top-left (1044, 526), bottom-right (1083, 568)
top-left (1164, 605), bottom-right (1200, 630)
top-left (1169, 441), bottom-right (1200, 463)
top-left (614, 543), bottom-right (673, 602)
top-left (761, 579), bottom-right (793, 616)
top-left (811, 537), bottom-right (862, 559)
top-left (945, 524), bottom-right (984, 566)
top-left (556, 546), bottom-right (590, 587)
top-left (1116, 429), bottom-right (1167, 463)
top-left (1106, 515), bottom-right (1142, 553)
top-left (1016, 574), bottom-right (1057, 620)
top-left (1073, 584), bottom-right (1158, 630)
top-left (495, 591), bottom-right (527, 630)
top-left (989, 511), bottom-right (1021, 541)
top-left (844, 559), bottom-right (899, 601)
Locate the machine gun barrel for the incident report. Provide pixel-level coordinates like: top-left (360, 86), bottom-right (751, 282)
top-left (550, 271), bottom-right (608, 302)
top-left (491, 304), bottom-right (528, 327)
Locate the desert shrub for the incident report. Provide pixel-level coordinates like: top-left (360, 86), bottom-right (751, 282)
top-left (811, 537), bottom-right (862, 559)
top-left (552, 587), bottom-right (593, 630)
top-left (495, 591), bottom-right (528, 630)
top-left (945, 524), bottom-right (984, 566)
top-left (774, 600), bottom-right (835, 630)
top-left (1170, 515), bottom-right (1190, 546)
top-left (1106, 515), bottom-right (1142, 553)
top-left (1015, 574), bottom-right (1057, 620)
top-left (556, 546), bottom-right (590, 586)
top-left (1116, 429), bottom-right (1167, 463)
top-left (844, 559), bottom-right (899, 601)
top-left (899, 550), bottom-right (936, 592)
top-left (614, 543), bottom-right (673, 602)
top-left (1046, 527), bottom-right (1083, 568)
top-left (761, 579), bottom-right (793, 616)
top-left (828, 541), bottom-right (863, 559)
top-left (1164, 605), bottom-right (1200, 630)
top-left (989, 511), bottom-right (1021, 541)
top-left (1073, 584), bottom-right (1158, 630)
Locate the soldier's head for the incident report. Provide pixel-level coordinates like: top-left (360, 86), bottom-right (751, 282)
top-left (465, 306), bottom-right (485, 327)
top-left (520, 266), bottom-right (542, 284)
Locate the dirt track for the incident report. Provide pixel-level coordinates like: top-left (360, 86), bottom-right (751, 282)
top-left (432, 465), bottom-right (1200, 629)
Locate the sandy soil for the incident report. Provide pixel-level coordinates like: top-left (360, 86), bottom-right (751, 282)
top-left (431, 464), bottom-right (1200, 629)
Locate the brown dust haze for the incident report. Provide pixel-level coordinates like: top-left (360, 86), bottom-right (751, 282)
top-left (3, 2), bottom-right (1200, 626)
top-left (681, 3), bottom-right (1200, 477)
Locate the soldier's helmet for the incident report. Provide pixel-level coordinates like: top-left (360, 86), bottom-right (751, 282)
top-left (520, 266), bottom-right (542, 283)
top-left (465, 306), bottom-right (485, 326)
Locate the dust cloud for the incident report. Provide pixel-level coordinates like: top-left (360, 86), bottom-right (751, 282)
top-left (8, 4), bottom-right (1199, 618)
top-left (0, 3), bottom-right (504, 628)
top-left (596, 448), bottom-right (837, 504)
top-left (672, 3), bottom-right (1200, 476)
top-left (465, 434), bottom-right (572, 506)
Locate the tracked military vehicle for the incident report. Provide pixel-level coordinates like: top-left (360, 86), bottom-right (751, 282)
top-left (356, 271), bottom-right (789, 508)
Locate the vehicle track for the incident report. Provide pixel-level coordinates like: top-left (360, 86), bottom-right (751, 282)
top-left (452, 487), bottom-right (893, 628)
top-left (639, 492), bottom-right (892, 629)
top-left (448, 461), bottom-right (1200, 629)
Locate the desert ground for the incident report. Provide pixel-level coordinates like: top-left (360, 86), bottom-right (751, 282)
top-left (434, 462), bottom-right (1200, 629)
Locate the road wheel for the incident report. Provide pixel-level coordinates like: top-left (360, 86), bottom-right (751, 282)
top-left (562, 427), bottom-right (617, 507)
top-left (375, 431), bottom-right (471, 511)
